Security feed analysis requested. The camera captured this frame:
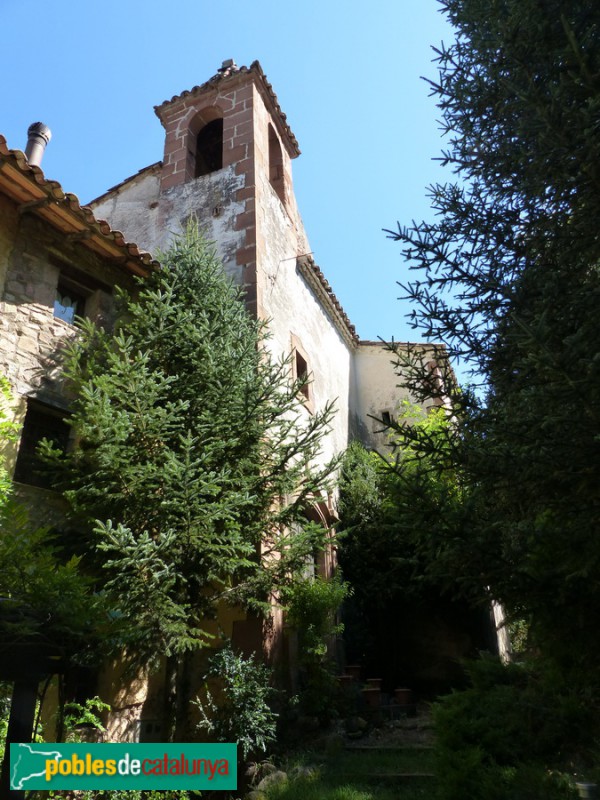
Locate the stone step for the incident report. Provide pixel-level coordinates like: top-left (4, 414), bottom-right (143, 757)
top-left (345, 743), bottom-right (434, 751)
top-left (336, 771), bottom-right (436, 781)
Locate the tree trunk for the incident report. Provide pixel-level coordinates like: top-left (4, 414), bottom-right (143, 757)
top-left (162, 654), bottom-right (178, 743)
top-left (175, 651), bottom-right (193, 741)
top-left (0, 678), bottom-right (39, 800)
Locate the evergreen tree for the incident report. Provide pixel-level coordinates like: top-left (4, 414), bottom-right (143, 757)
top-left (48, 225), bottom-right (337, 738)
top-left (388, 1), bottom-right (600, 681)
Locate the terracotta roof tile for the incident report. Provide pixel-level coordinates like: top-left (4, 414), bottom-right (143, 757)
top-left (296, 255), bottom-right (358, 347)
top-left (0, 134), bottom-right (159, 276)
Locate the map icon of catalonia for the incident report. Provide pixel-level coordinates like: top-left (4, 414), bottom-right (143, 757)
top-left (10, 743), bottom-right (62, 790)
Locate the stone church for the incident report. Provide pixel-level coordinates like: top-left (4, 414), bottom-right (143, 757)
top-left (90, 59), bottom-right (436, 466)
top-left (0, 61), bottom-right (463, 744)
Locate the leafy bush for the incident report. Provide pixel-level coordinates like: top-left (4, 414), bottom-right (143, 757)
top-left (196, 642), bottom-right (278, 760)
top-left (0, 374), bottom-right (20, 505)
top-left (0, 681), bottom-right (10, 763)
top-left (63, 696), bottom-right (110, 741)
top-left (283, 575), bottom-right (349, 723)
top-left (433, 656), bottom-right (593, 800)
top-left (284, 575), bottom-right (348, 658)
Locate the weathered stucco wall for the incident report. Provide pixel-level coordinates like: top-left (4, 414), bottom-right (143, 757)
top-left (252, 87), bottom-right (353, 470)
top-left (91, 164), bottom-right (246, 285)
top-left (352, 342), bottom-right (416, 450)
top-left (90, 167), bottom-right (163, 258)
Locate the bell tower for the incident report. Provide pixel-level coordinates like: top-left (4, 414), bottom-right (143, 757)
top-left (153, 60), bottom-right (301, 317)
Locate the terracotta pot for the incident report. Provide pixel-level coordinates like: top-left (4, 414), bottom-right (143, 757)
top-left (361, 687), bottom-right (381, 708)
top-left (366, 678), bottom-right (382, 689)
top-left (345, 664), bottom-right (361, 681)
top-left (394, 687), bottom-right (412, 705)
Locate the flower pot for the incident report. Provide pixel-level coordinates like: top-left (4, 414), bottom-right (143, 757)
top-left (394, 687), bottom-right (412, 705)
top-left (361, 687), bottom-right (381, 708)
top-left (345, 664), bottom-right (361, 681)
top-left (366, 678), bottom-right (382, 690)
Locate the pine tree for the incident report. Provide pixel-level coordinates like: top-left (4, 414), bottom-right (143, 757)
top-left (48, 225), bottom-right (337, 739)
top-left (388, 1), bottom-right (600, 680)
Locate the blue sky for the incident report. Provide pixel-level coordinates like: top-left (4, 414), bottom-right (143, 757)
top-left (2, 0), bottom-right (454, 344)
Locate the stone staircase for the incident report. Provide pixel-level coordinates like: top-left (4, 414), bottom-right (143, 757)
top-left (339, 705), bottom-right (437, 798)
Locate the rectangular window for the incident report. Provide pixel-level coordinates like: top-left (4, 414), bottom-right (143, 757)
top-left (139, 719), bottom-right (163, 743)
top-left (54, 278), bottom-right (87, 324)
top-left (290, 333), bottom-right (314, 412)
top-left (50, 259), bottom-right (112, 326)
top-left (13, 400), bottom-right (70, 488)
top-left (295, 350), bottom-right (309, 401)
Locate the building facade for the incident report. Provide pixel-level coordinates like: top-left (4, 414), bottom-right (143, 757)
top-left (90, 60), bottom-right (433, 463)
top-left (0, 63), bottom-right (449, 742)
top-left (0, 131), bottom-right (156, 506)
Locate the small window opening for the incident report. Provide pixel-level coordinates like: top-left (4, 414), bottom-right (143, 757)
top-left (268, 124), bottom-right (285, 204)
top-left (13, 401), bottom-right (70, 488)
top-left (295, 350), bottom-right (309, 400)
top-left (195, 119), bottom-right (223, 177)
top-left (54, 279), bottom-right (87, 325)
top-left (381, 411), bottom-right (392, 427)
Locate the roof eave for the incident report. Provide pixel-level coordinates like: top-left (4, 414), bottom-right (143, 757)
top-left (0, 135), bottom-right (159, 277)
top-left (296, 255), bottom-right (359, 348)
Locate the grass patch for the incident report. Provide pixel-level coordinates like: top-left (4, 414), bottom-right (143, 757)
top-left (332, 747), bottom-right (434, 775)
top-left (266, 782), bottom-right (396, 800)
top-left (266, 777), bottom-right (431, 800)
top-left (261, 745), bottom-right (435, 800)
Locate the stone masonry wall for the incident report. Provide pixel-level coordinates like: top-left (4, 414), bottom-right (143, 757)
top-left (0, 213), bottom-right (128, 405)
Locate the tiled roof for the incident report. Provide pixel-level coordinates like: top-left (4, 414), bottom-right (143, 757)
top-left (0, 135), bottom-right (159, 276)
top-left (155, 60), bottom-right (301, 158)
top-left (296, 255), bottom-right (359, 347)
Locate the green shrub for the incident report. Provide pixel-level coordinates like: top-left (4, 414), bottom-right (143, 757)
top-left (433, 657), bottom-right (592, 800)
top-left (63, 696), bottom-right (110, 741)
top-left (283, 575), bottom-right (349, 723)
top-left (284, 575), bottom-right (348, 659)
top-left (196, 642), bottom-right (278, 760)
top-left (0, 681), bottom-right (10, 763)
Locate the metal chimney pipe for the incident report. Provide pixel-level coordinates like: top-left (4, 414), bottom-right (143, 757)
top-left (24, 122), bottom-right (52, 167)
